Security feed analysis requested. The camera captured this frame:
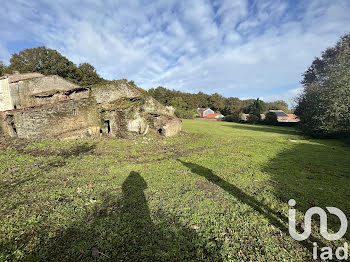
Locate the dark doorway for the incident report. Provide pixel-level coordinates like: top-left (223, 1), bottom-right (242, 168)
top-left (105, 120), bottom-right (111, 134)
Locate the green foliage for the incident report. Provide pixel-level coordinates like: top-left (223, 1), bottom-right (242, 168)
top-left (247, 114), bottom-right (259, 124)
top-left (75, 63), bottom-right (102, 86)
top-left (174, 108), bottom-right (197, 119)
top-left (296, 34), bottom-right (350, 138)
top-left (7, 46), bottom-right (103, 86)
top-left (265, 112), bottom-right (278, 125)
top-left (221, 97), bottom-right (241, 116)
top-left (266, 100), bottom-right (290, 113)
top-left (147, 87), bottom-right (284, 122)
top-left (0, 61), bottom-right (6, 76)
top-left (248, 98), bottom-right (267, 118)
top-left (223, 112), bottom-right (241, 122)
top-left (208, 93), bottom-right (225, 112)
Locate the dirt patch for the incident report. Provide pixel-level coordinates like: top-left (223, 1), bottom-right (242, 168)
top-left (25, 143), bottom-right (96, 157)
top-left (0, 136), bottom-right (31, 151)
top-left (195, 180), bottom-right (222, 200)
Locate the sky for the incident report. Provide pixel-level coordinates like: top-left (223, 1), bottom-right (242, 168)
top-left (1, 0), bottom-right (350, 107)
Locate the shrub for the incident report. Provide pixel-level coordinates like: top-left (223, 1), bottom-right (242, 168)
top-left (174, 108), bottom-right (197, 119)
top-left (265, 112), bottom-right (278, 125)
top-left (247, 114), bottom-right (259, 124)
top-left (223, 112), bottom-right (241, 122)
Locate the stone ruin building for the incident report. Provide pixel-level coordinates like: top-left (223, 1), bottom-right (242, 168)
top-left (0, 73), bottom-right (182, 140)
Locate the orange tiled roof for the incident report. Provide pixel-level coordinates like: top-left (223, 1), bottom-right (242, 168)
top-left (204, 113), bottom-right (220, 118)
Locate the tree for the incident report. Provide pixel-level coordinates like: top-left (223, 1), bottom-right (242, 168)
top-left (223, 112), bottom-right (241, 122)
top-left (0, 61), bottom-right (6, 76)
top-left (7, 46), bottom-right (103, 86)
top-left (75, 63), bottom-right (102, 86)
top-left (249, 98), bottom-right (267, 119)
top-left (247, 114), bottom-right (259, 124)
top-left (266, 100), bottom-right (289, 113)
top-left (295, 34), bottom-right (350, 137)
top-left (222, 97), bottom-right (241, 115)
top-left (265, 112), bottom-right (278, 125)
top-left (208, 93), bottom-right (225, 112)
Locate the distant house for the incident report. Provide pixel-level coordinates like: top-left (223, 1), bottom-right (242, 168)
top-left (197, 108), bottom-right (214, 118)
top-left (197, 108), bottom-right (224, 119)
top-left (268, 110), bottom-right (300, 123)
top-left (204, 113), bottom-right (224, 119)
top-left (241, 110), bottom-right (300, 123)
top-left (241, 113), bottom-right (265, 121)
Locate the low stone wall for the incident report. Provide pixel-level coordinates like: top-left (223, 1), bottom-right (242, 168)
top-left (1, 98), bottom-right (100, 140)
top-left (162, 117), bottom-right (182, 137)
top-left (91, 81), bottom-right (143, 104)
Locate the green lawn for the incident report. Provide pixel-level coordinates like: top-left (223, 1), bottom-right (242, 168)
top-left (1, 120), bottom-right (349, 261)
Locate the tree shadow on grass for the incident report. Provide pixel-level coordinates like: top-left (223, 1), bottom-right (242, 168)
top-left (222, 124), bottom-right (299, 136)
top-left (263, 141), bottom-right (350, 243)
top-left (177, 159), bottom-right (329, 257)
top-left (18, 171), bottom-right (222, 261)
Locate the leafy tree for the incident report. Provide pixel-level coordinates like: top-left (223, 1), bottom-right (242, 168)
top-left (7, 46), bottom-right (103, 86)
top-left (249, 98), bottom-right (267, 119)
top-left (265, 112), bottom-right (278, 125)
top-left (247, 114), bottom-right (259, 124)
top-left (266, 100), bottom-right (289, 113)
top-left (147, 86), bottom-right (282, 122)
top-left (169, 96), bottom-right (187, 109)
top-left (208, 93), bottom-right (225, 112)
top-left (223, 112), bottom-right (241, 122)
top-left (295, 34), bottom-right (350, 137)
top-left (196, 91), bottom-right (210, 108)
top-left (174, 108), bottom-right (197, 119)
top-left (0, 61), bottom-right (6, 76)
top-left (222, 97), bottom-right (241, 115)
top-left (75, 63), bottom-right (102, 86)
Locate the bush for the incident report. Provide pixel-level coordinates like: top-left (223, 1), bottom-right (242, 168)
top-left (223, 112), bottom-right (241, 122)
top-left (247, 114), bottom-right (259, 124)
top-left (265, 112), bottom-right (278, 125)
top-left (174, 108), bottom-right (197, 119)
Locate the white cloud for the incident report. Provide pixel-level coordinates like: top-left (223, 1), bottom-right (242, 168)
top-left (0, 0), bottom-right (349, 102)
top-left (261, 87), bottom-right (303, 108)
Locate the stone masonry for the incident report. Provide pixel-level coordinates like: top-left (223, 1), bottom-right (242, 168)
top-left (0, 73), bottom-right (182, 140)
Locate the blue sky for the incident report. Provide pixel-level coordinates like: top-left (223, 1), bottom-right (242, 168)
top-left (1, 0), bottom-right (350, 106)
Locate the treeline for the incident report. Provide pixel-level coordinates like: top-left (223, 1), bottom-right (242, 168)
top-left (0, 46), bottom-right (105, 86)
top-left (148, 87), bottom-right (290, 119)
top-left (295, 34), bottom-right (350, 138)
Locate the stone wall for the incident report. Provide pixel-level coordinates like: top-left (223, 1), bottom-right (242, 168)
top-left (7, 72), bottom-right (44, 83)
top-left (146, 113), bottom-right (182, 137)
top-left (1, 98), bottom-right (100, 140)
top-left (32, 87), bottom-right (89, 106)
top-left (9, 75), bottom-right (79, 109)
top-left (91, 81), bottom-right (143, 104)
top-left (101, 110), bottom-right (128, 137)
top-left (1, 75), bottom-right (182, 140)
top-left (0, 78), bottom-right (12, 111)
top-left (161, 118), bottom-right (182, 137)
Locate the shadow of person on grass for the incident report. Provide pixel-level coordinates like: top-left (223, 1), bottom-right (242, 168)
top-left (21, 171), bottom-right (222, 261)
top-left (177, 159), bottom-right (328, 256)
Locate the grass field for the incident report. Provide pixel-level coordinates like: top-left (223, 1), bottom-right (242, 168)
top-left (1, 120), bottom-right (349, 261)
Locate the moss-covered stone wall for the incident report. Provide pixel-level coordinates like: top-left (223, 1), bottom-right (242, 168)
top-left (4, 98), bottom-right (100, 140)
